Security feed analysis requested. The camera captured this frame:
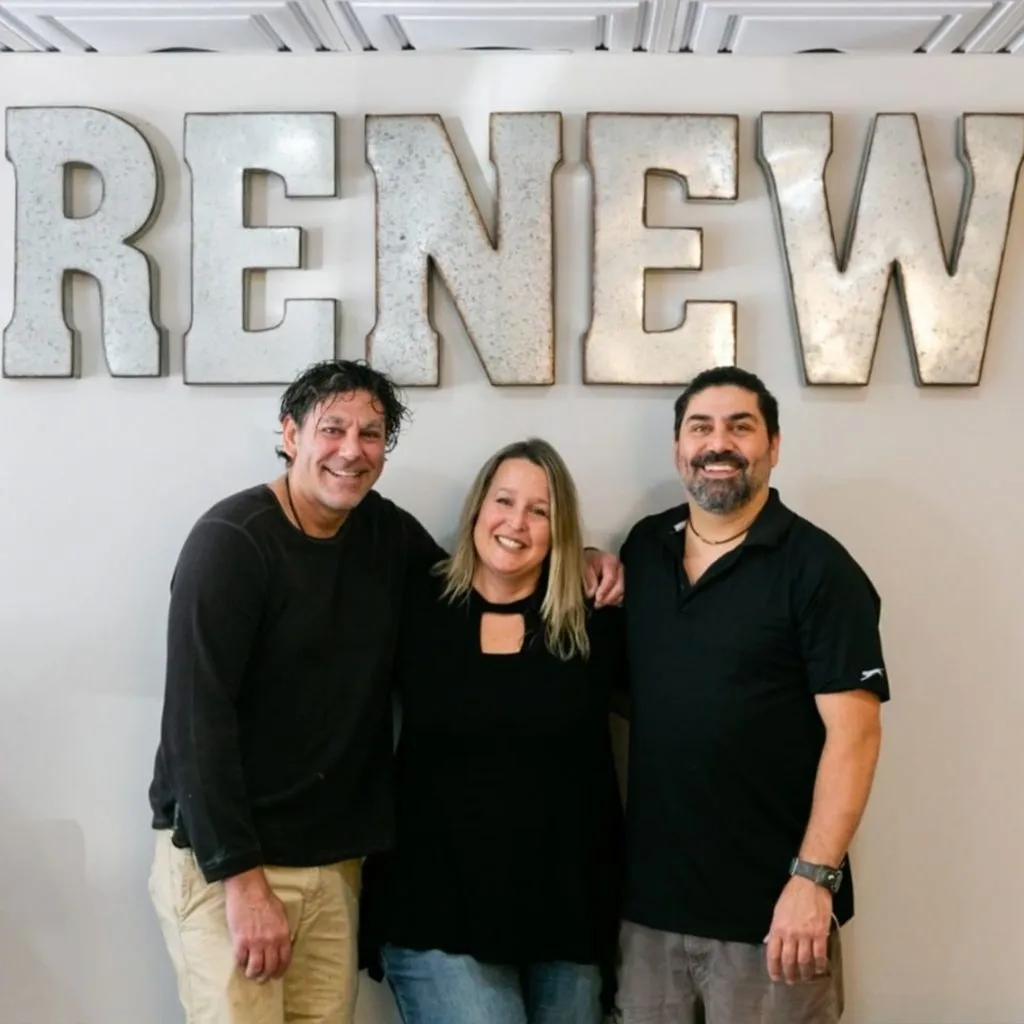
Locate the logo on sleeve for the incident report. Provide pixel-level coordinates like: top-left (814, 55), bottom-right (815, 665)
top-left (860, 668), bottom-right (885, 682)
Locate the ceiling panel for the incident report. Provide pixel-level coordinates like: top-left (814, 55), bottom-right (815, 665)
top-left (975, 0), bottom-right (1024, 48)
top-left (397, 14), bottom-right (600, 50)
top-left (730, 13), bottom-right (963, 53)
top-left (675, 1), bottom-right (1015, 53)
top-left (0, 1), bottom-right (346, 52)
top-left (0, 14), bottom-right (39, 46)
top-left (335, 0), bottom-right (659, 51)
top-left (0, 0), bottom-right (1020, 52)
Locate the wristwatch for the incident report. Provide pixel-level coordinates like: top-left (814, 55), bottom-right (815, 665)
top-left (789, 857), bottom-right (843, 894)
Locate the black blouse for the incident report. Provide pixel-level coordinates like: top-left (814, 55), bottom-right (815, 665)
top-left (360, 564), bottom-right (627, 1004)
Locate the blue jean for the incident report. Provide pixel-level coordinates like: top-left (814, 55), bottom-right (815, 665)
top-left (380, 944), bottom-right (604, 1024)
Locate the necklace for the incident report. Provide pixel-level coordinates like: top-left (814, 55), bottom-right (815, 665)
top-left (686, 518), bottom-right (750, 546)
top-left (283, 473), bottom-right (308, 538)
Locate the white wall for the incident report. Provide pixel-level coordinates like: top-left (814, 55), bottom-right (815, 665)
top-left (0, 52), bottom-right (1021, 1024)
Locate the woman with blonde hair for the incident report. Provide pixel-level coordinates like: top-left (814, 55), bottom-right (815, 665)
top-left (360, 437), bottom-right (627, 1024)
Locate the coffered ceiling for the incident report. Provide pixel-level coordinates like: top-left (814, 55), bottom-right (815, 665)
top-left (0, 0), bottom-right (1021, 54)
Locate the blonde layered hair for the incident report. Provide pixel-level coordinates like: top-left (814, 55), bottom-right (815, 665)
top-left (437, 438), bottom-right (590, 661)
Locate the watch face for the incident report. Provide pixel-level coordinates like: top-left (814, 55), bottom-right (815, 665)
top-left (791, 858), bottom-right (843, 892)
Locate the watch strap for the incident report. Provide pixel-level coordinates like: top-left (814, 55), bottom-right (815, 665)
top-left (789, 857), bottom-right (843, 894)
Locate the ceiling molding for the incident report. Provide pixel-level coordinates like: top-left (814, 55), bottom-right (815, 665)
top-left (0, 0), bottom-right (1019, 53)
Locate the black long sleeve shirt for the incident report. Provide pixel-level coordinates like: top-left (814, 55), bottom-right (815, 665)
top-left (147, 484), bottom-right (443, 882)
top-left (359, 569), bottom-right (627, 1005)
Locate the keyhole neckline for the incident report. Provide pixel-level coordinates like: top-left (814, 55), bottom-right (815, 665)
top-left (469, 586), bottom-right (539, 616)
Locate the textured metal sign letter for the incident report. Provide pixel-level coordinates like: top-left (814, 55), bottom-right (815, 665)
top-left (758, 112), bottom-right (1024, 385)
top-left (584, 114), bottom-right (738, 385)
top-left (184, 113), bottom-right (338, 384)
top-left (3, 106), bottom-right (164, 378)
top-left (366, 113), bottom-right (560, 386)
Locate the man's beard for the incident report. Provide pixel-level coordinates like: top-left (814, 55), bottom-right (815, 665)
top-left (684, 451), bottom-right (754, 514)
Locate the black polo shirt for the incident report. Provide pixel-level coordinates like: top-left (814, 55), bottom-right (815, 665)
top-left (620, 488), bottom-right (889, 945)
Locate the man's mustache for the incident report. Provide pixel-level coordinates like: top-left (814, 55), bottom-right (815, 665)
top-left (691, 451), bottom-right (749, 471)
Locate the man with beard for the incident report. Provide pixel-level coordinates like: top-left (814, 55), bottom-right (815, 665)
top-left (615, 366), bottom-right (889, 1024)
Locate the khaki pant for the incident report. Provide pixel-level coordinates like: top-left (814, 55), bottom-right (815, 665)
top-left (617, 920), bottom-right (844, 1024)
top-left (148, 831), bottom-right (361, 1024)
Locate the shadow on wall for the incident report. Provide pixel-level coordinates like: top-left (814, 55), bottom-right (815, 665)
top-left (357, 975), bottom-right (403, 1023)
top-left (614, 477), bottom-right (683, 551)
top-left (0, 795), bottom-right (88, 1024)
top-left (795, 476), bottom-right (1019, 1023)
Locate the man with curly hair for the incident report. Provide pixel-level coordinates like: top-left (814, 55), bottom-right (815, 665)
top-left (145, 360), bottom-right (623, 1024)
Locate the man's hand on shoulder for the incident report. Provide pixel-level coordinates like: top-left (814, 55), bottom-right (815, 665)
top-left (224, 867), bottom-right (292, 983)
top-left (583, 547), bottom-right (624, 608)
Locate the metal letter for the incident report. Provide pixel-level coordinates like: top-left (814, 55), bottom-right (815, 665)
top-left (184, 113), bottom-right (338, 384)
top-left (584, 114), bottom-right (738, 385)
top-left (366, 113), bottom-right (560, 386)
top-left (3, 106), bottom-right (164, 378)
top-left (758, 112), bottom-right (1024, 385)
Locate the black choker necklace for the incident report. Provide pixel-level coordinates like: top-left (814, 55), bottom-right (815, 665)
top-left (283, 474), bottom-right (309, 538)
top-left (686, 518), bottom-right (749, 546)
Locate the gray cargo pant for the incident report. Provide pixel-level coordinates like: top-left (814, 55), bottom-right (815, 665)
top-left (616, 920), bottom-right (843, 1024)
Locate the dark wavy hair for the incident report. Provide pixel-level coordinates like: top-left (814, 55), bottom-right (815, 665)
top-left (275, 359), bottom-right (410, 463)
top-left (673, 365), bottom-right (780, 439)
